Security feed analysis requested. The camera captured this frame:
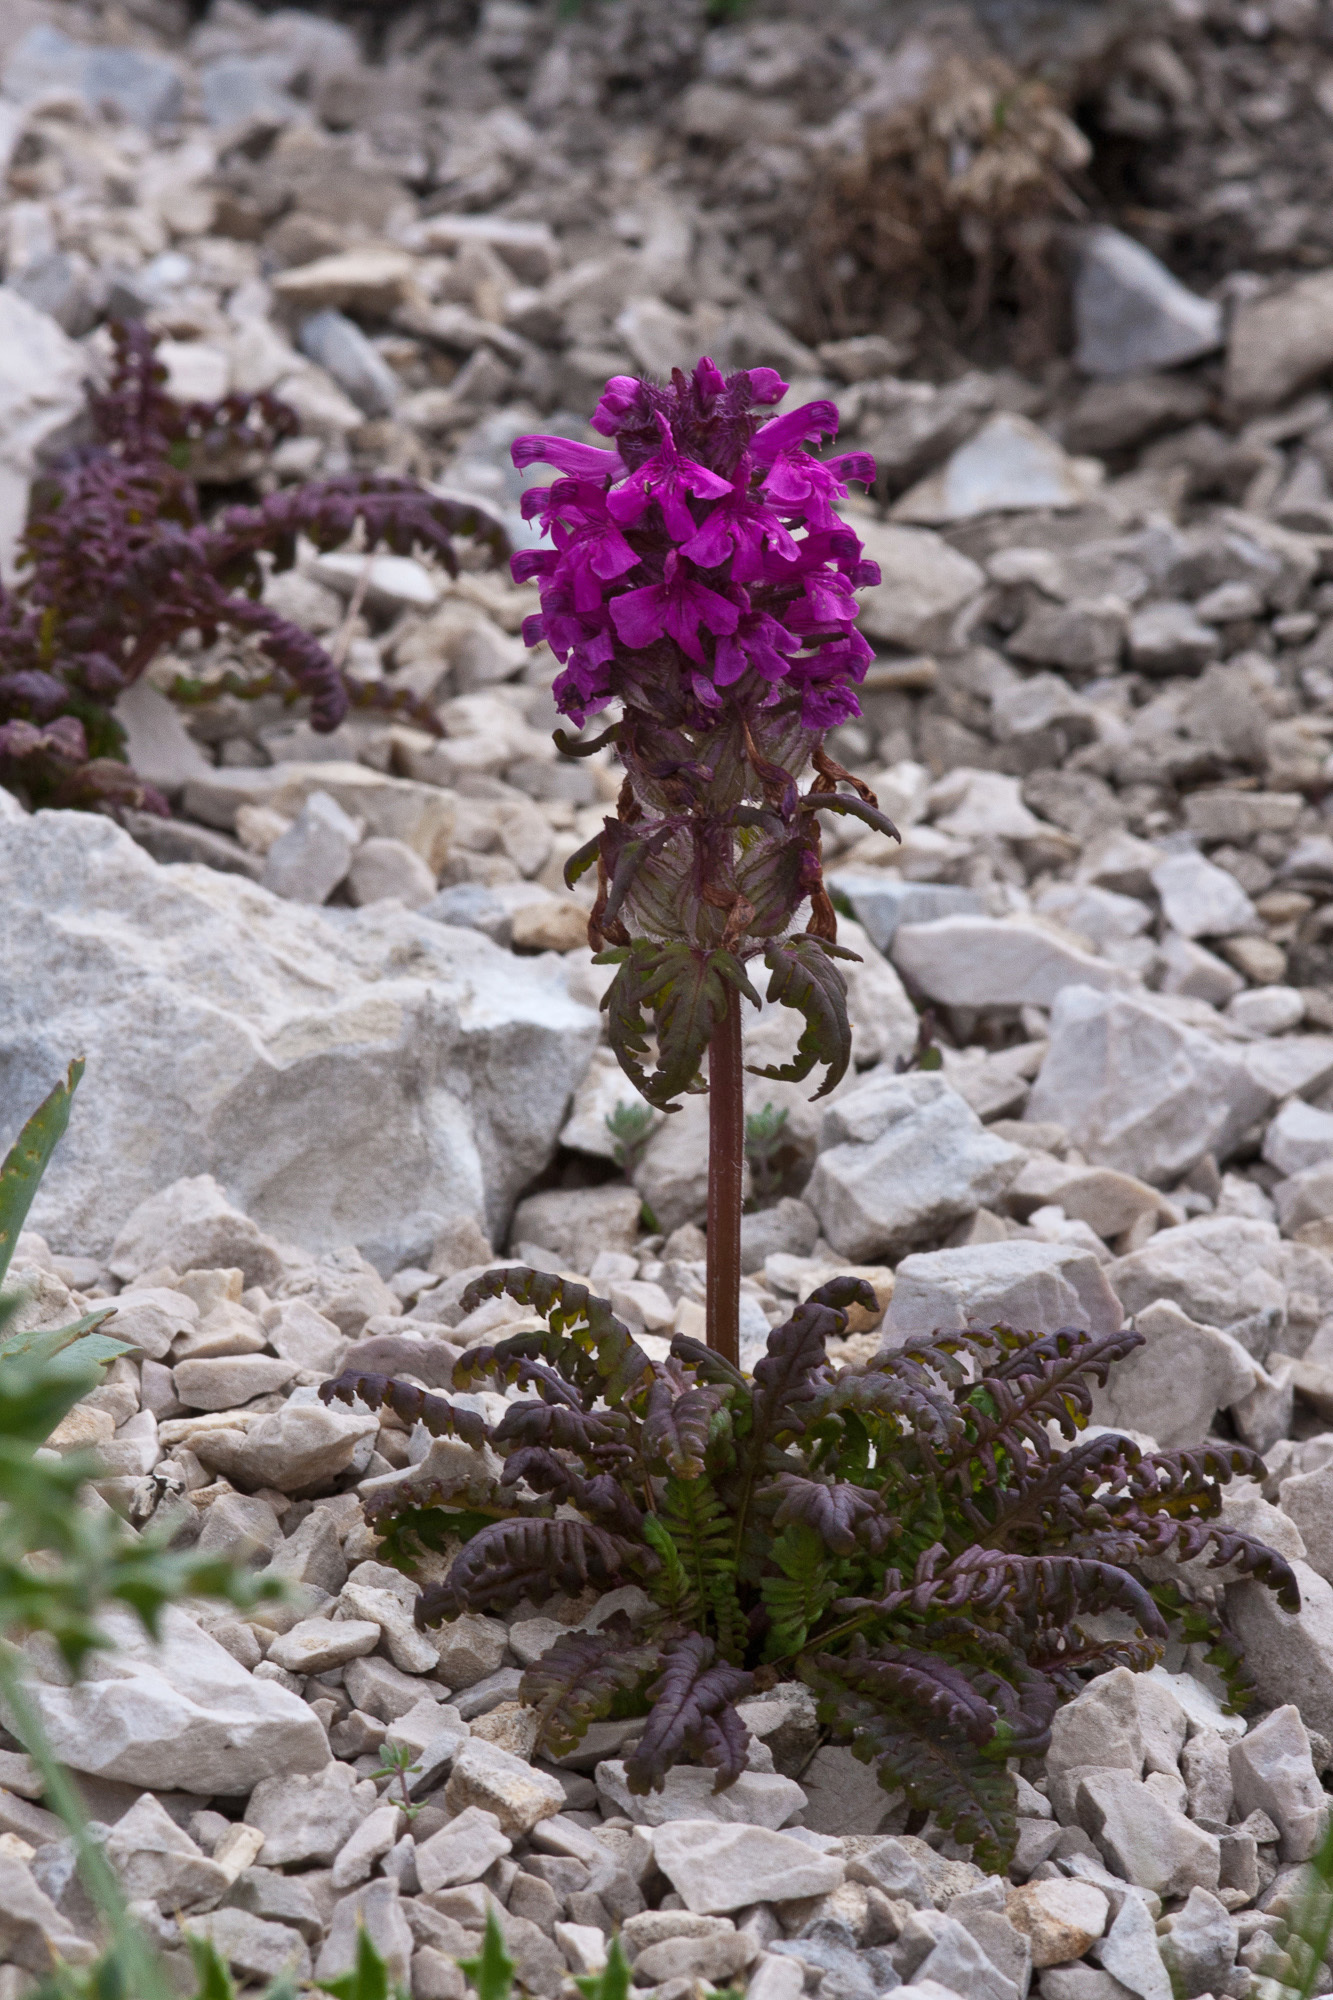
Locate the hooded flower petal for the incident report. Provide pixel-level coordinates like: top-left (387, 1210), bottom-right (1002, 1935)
top-left (511, 435), bottom-right (625, 481)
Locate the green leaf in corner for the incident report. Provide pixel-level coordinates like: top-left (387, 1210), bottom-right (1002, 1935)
top-left (575, 1934), bottom-right (633, 2000)
top-left (0, 1058), bottom-right (84, 1290)
top-left (458, 1909), bottom-right (515, 2000)
top-left (748, 935), bottom-right (857, 1099)
top-left (0, 1308), bottom-right (128, 1368)
top-left (187, 1936), bottom-right (239, 2000)
top-left (318, 1925), bottom-right (404, 2000)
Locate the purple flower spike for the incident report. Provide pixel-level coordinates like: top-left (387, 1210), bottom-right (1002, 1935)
top-left (510, 364), bottom-right (876, 724)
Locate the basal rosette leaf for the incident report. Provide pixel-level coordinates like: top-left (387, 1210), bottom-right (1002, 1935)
top-left (456, 1268), bottom-right (653, 1408)
top-left (520, 1620), bottom-right (659, 1759)
top-left (640, 1377), bottom-right (726, 1477)
top-left (805, 1652), bottom-right (1020, 1871)
top-left (319, 1370), bottom-right (492, 1448)
top-left (759, 1519), bottom-right (846, 1657)
top-left (759, 1472), bottom-right (894, 1557)
top-left (624, 1631), bottom-right (754, 1795)
top-left (416, 1517), bottom-right (653, 1622)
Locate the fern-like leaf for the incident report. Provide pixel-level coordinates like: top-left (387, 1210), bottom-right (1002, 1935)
top-left (456, 1269), bottom-right (653, 1407)
top-left (760, 1520), bottom-right (844, 1658)
top-left (640, 1377), bottom-right (725, 1478)
top-left (624, 1632), bottom-right (754, 1795)
top-left (319, 1371), bottom-right (492, 1448)
top-left (750, 934), bottom-right (859, 1099)
top-left (520, 1619), bottom-right (658, 1758)
top-left (808, 1660), bottom-right (1018, 1871)
top-left (760, 1473), bottom-right (893, 1556)
top-left (416, 1517), bottom-right (651, 1622)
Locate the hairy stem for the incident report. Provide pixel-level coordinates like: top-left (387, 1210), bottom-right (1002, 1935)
top-left (706, 987), bottom-right (744, 1370)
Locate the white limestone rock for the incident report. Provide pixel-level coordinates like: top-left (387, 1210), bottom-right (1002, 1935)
top-left (1025, 986), bottom-right (1273, 1187)
top-left (594, 1760), bottom-right (806, 1829)
top-left (0, 810), bottom-right (599, 1272)
top-left (892, 916), bottom-right (1131, 1010)
top-left (883, 1240), bottom-right (1124, 1343)
top-left (650, 1821), bottom-right (844, 1915)
top-left (805, 1072), bottom-right (1021, 1262)
top-left (1073, 226), bottom-right (1222, 377)
top-left (9, 1606), bottom-right (329, 1794)
top-left (1093, 1298), bottom-right (1258, 1445)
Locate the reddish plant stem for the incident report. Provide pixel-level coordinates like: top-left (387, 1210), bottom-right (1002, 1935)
top-left (706, 986), bottom-right (744, 1370)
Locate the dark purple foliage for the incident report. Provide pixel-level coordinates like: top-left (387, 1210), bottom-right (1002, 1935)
top-left (321, 1270), bottom-right (1296, 1870)
top-left (0, 321), bottom-right (508, 814)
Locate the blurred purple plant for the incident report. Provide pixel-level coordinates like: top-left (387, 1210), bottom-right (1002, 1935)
top-left (511, 359), bottom-right (898, 1364)
top-left (0, 321), bottom-right (509, 815)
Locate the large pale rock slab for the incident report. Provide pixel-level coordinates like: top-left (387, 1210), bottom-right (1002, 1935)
top-left (805, 1072), bottom-right (1021, 1262)
top-left (650, 1821), bottom-right (844, 1915)
top-left (1229, 1704), bottom-right (1329, 1862)
top-left (0, 1854), bottom-right (97, 1974)
top-left (1026, 986), bottom-right (1273, 1187)
top-left (884, 1240), bottom-right (1123, 1343)
top-left (1007, 1879), bottom-right (1108, 1967)
top-left (1226, 269), bottom-right (1333, 412)
top-left (594, 1760), bottom-right (805, 1828)
top-left (190, 1398), bottom-right (378, 1493)
top-left (1107, 1218), bottom-right (1287, 1354)
top-left (1226, 1558), bottom-right (1333, 1744)
top-left (0, 811), bottom-right (599, 1270)
top-left (852, 519), bottom-right (985, 651)
top-left (105, 1792), bottom-right (230, 1912)
top-left (1280, 1460), bottom-right (1333, 1583)
top-left (109, 1180), bottom-right (284, 1289)
top-left (0, 287), bottom-right (87, 578)
top-left (892, 916), bottom-right (1130, 1010)
top-left (1076, 1770), bottom-right (1220, 1898)
top-left (415, 1806), bottom-right (512, 1893)
top-left (244, 1762), bottom-right (376, 1867)
top-left (1090, 1887), bottom-right (1172, 2000)
top-left (315, 1879), bottom-right (413, 1988)
top-left (892, 413), bottom-right (1103, 524)
top-left (444, 1739), bottom-right (566, 1835)
top-left (183, 760), bottom-right (454, 869)
top-left (184, 1907), bottom-right (311, 1986)
top-left (9, 1606), bottom-right (328, 1794)
top-left (1151, 850), bottom-right (1257, 940)
top-left (1091, 1300), bottom-right (1257, 1446)
top-left (1073, 227), bottom-right (1222, 378)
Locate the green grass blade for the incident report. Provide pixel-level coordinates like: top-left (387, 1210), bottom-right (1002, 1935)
top-left (1292, 1813), bottom-right (1333, 2000)
top-left (0, 1308), bottom-right (126, 1365)
top-left (459, 1910), bottom-right (515, 2000)
top-left (0, 1059), bottom-right (84, 1290)
top-left (574, 1935), bottom-right (633, 2000)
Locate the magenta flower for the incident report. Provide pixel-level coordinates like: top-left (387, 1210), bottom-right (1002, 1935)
top-left (511, 434), bottom-right (625, 482)
top-left (609, 550), bottom-right (742, 663)
top-left (605, 413), bottom-right (733, 540)
top-left (521, 479), bottom-right (640, 613)
top-left (511, 355), bottom-right (876, 723)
